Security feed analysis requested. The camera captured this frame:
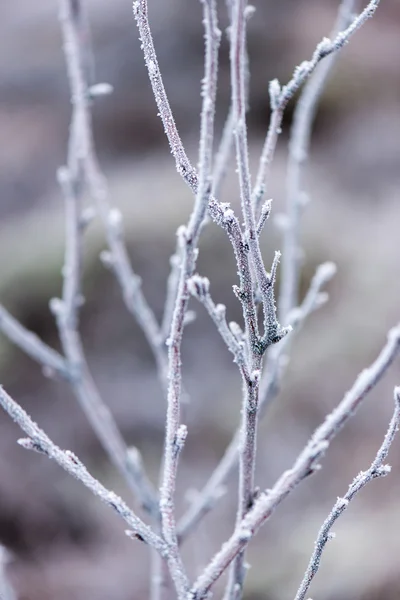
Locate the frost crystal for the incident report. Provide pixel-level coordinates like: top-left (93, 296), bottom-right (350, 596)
top-left (148, 60), bottom-right (157, 76)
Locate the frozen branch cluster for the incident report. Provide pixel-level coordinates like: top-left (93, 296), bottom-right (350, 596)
top-left (0, 0), bottom-right (397, 599)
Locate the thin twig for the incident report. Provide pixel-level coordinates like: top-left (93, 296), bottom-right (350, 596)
top-left (188, 275), bottom-right (247, 369)
top-left (252, 0), bottom-right (380, 220)
top-left (60, 0), bottom-right (169, 392)
top-left (189, 323), bottom-right (400, 598)
top-left (0, 386), bottom-right (166, 554)
top-left (54, 163), bottom-right (160, 518)
top-left (294, 386), bottom-right (400, 600)
top-left (132, 1), bottom-right (255, 334)
top-left (279, 0), bottom-right (357, 322)
top-left (153, 0), bottom-right (221, 596)
top-left (178, 262), bottom-right (335, 541)
top-left (160, 237), bottom-right (182, 345)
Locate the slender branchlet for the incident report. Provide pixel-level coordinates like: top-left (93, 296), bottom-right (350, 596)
top-left (60, 0), bottom-right (169, 393)
top-left (294, 386), bottom-right (400, 600)
top-left (253, 0), bottom-right (380, 221)
top-left (151, 0), bottom-right (221, 596)
top-left (189, 324), bottom-right (400, 598)
top-left (0, 386), bottom-right (166, 555)
top-left (131, 0), bottom-right (261, 365)
top-left (0, 2), bottom-right (389, 600)
top-left (188, 275), bottom-right (247, 369)
top-left (178, 261), bottom-right (335, 541)
top-left (279, 0), bottom-right (357, 323)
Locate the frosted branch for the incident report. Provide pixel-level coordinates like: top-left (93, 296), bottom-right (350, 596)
top-left (60, 0), bottom-right (168, 392)
top-left (294, 386), bottom-right (400, 600)
top-left (188, 275), bottom-right (246, 369)
top-left (155, 0), bottom-right (221, 596)
top-left (253, 0), bottom-right (380, 219)
top-left (178, 261), bottom-right (335, 541)
top-left (0, 386), bottom-right (166, 554)
top-left (189, 323), bottom-right (400, 598)
top-left (279, 0), bottom-right (357, 322)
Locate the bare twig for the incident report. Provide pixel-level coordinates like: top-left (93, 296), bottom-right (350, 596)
top-left (294, 386), bottom-right (400, 600)
top-left (160, 237), bottom-right (182, 345)
top-left (188, 275), bottom-right (246, 369)
top-left (226, 8), bottom-right (260, 595)
top-left (152, 0), bottom-right (221, 596)
top-left (132, 0), bottom-right (254, 315)
top-left (60, 0), bottom-right (169, 392)
top-left (252, 0), bottom-right (380, 220)
top-left (189, 323), bottom-right (400, 598)
top-left (279, 0), bottom-right (357, 322)
top-left (178, 262), bottom-right (335, 541)
top-left (0, 386), bottom-right (166, 554)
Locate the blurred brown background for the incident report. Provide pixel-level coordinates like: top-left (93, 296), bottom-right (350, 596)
top-left (0, 0), bottom-right (400, 599)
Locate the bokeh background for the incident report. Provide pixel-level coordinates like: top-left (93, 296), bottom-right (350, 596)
top-left (0, 0), bottom-right (400, 598)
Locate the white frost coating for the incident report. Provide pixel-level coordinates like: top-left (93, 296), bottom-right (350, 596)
top-left (223, 207), bottom-right (235, 220)
top-left (148, 59), bottom-right (157, 76)
top-left (294, 60), bottom-right (310, 78)
top-left (269, 78), bottom-right (281, 109)
top-left (177, 424), bottom-right (188, 447)
top-left (238, 528), bottom-right (252, 542)
top-left (379, 464), bottom-right (392, 474)
top-left (318, 36), bottom-right (332, 54)
top-left (336, 496), bottom-right (349, 509)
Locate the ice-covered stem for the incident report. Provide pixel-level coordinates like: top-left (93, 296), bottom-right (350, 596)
top-left (60, 0), bottom-right (168, 391)
top-left (294, 386), bottom-right (400, 600)
top-left (0, 386), bottom-right (166, 554)
top-left (54, 0), bottom-right (161, 518)
top-left (189, 324), bottom-right (400, 598)
top-left (160, 237), bottom-right (182, 344)
top-left (178, 262), bottom-right (335, 541)
top-left (230, 0), bottom-right (288, 353)
top-left (132, 0), bottom-right (265, 364)
top-left (188, 275), bottom-right (247, 369)
top-left (252, 0), bottom-right (380, 219)
top-left (54, 163), bottom-right (159, 518)
top-left (156, 1), bottom-right (221, 597)
top-left (225, 1), bottom-right (287, 594)
top-left (258, 261), bottom-right (338, 419)
top-left (279, 0), bottom-right (356, 323)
